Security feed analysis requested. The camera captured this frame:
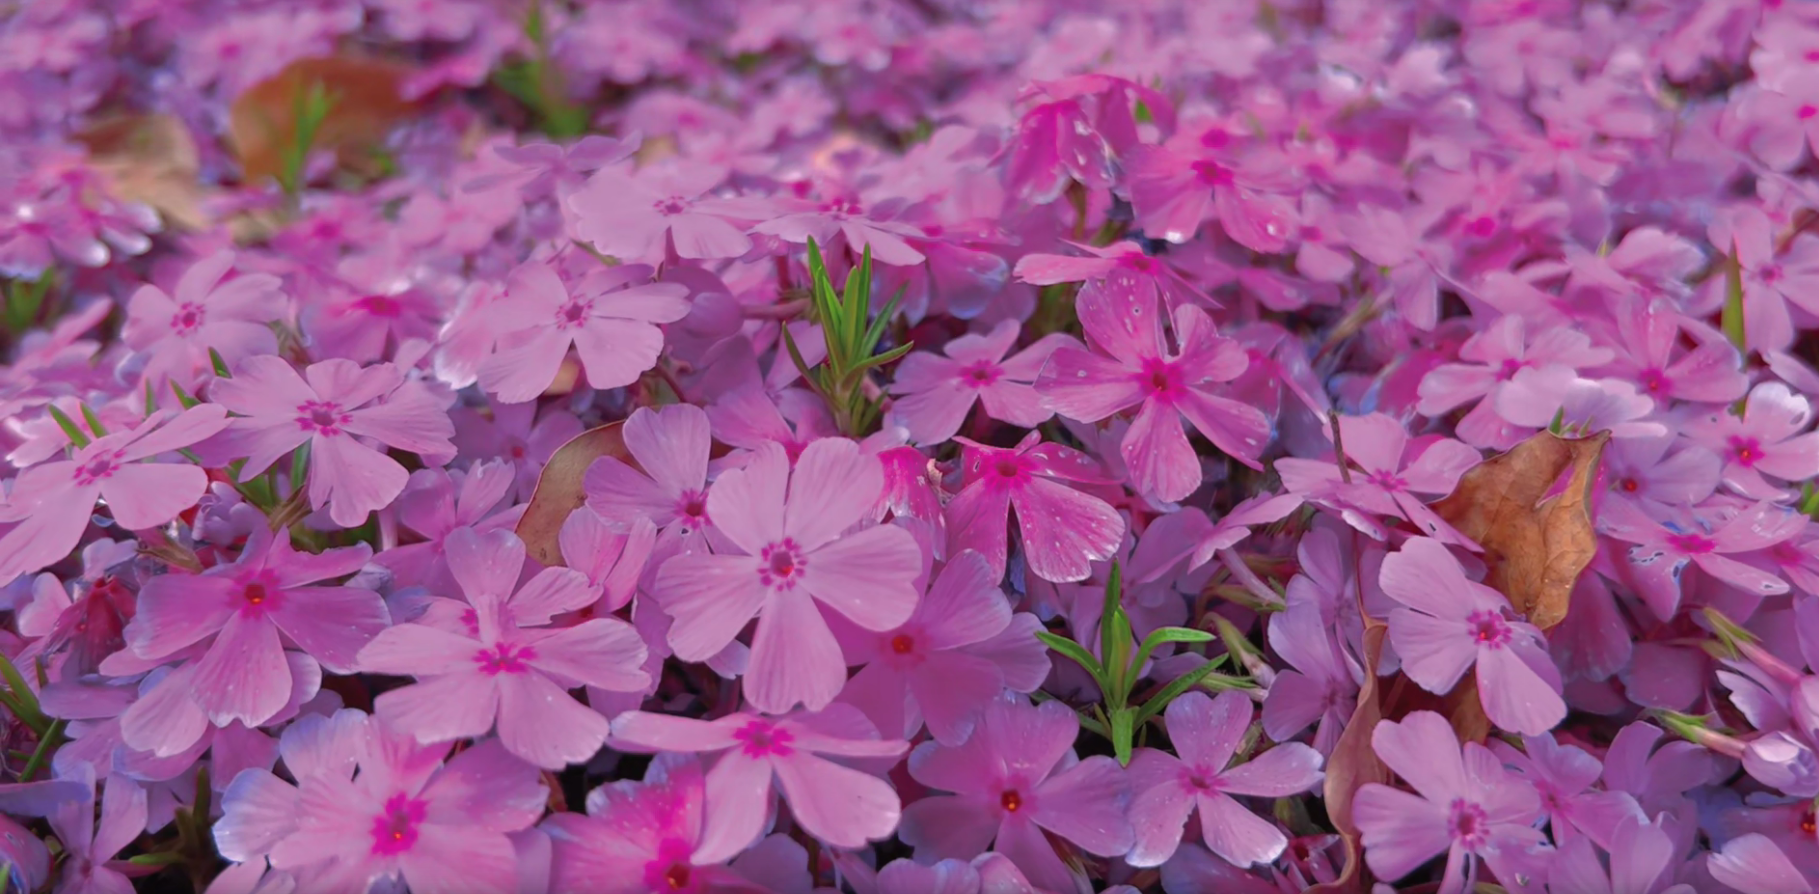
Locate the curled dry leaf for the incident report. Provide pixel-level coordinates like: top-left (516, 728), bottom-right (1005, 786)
top-left (1310, 615), bottom-right (1389, 894)
top-left (513, 422), bottom-right (636, 566)
top-left (1432, 430), bottom-right (1610, 631)
top-left (229, 55), bottom-right (417, 185)
top-left (76, 114), bottom-right (211, 230)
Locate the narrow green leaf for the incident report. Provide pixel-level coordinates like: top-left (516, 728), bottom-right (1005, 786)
top-left (19, 719), bottom-right (64, 781)
top-left (44, 405), bottom-right (90, 449)
top-left (1721, 244), bottom-right (1746, 352)
top-left (779, 326), bottom-right (824, 398)
top-left (1035, 630), bottom-right (1104, 682)
top-left (850, 342), bottom-right (915, 371)
top-left (861, 284), bottom-right (907, 354)
top-left (79, 403), bottom-right (106, 438)
top-left (1099, 561), bottom-right (1124, 683)
top-left (128, 852), bottom-right (189, 867)
top-left (1129, 626), bottom-right (1216, 688)
top-left (289, 441), bottom-right (311, 488)
top-left (209, 347), bottom-right (233, 378)
top-left (1109, 708), bottom-right (1135, 766)
top-left (1133, 662), bottom-right (1238, 727)
top-left (0, 651), bottom-right (45, 735)
top-left (144, 381), bottom-right (158, 416)
top-left (169, 379), bottom-right (200, 409)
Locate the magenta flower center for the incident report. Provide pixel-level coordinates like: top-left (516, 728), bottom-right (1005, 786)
top-left (1464, 215), bottom-right (1497, 238)
top-left (1465, 609), bottom-right (1512, 648)
top-left (1367, 469), bottom-right (1407, 492)
top-left (71, 450), bottom-right (123, 485)
top-left (1761, 264), bottom-right (1785, 284)
top-left (1191, 160), bottom-right (1234, 187)
top-left (643, 839), bottom-right (695, 892)
top-left (1119, 253), bottom-right (1158, 274)
top-left (675, 489), bottom-right (710, 529)
top-left (1496, 358), bottom-right (1525, 381)
top-left (1618, 477), bottom-right (1640, 493)
top-left (1183, 770), bottom-right (1215, 791)
top-left (734, 720), bottom-right (795, 757)
top-left (356, 295), bottom-right (402, 318)
top-left (1446, 797), bottom-right (1490, 850)
top-left (556, 300), bottom-right (593, 328)
top-left (961, 360), bottom-right (1002, 387)
top-left (999, 788), bottom-right (1025, 813)
top-left (757, 539), bottom-right (807, 589)
top-left (1640, 369), bottom-right (1667, 394)
top-left (655, 196), bottom-right (690, 215)
top-left (172, 302), bottom-right (206, 332)
top-left (238, 573), bottom-right (283, 617)
top-left (473, 642), bottom-right (537, 675)
top-left (1666, 532), bottom-right (1716, 555)
top-left (1138, 358), bottom-right (1184, 400)
top-left (1800, 104), bottom-right (1818, 121)
top-left (1728, 436), bottom-right (1763, 467)
top-left (295, 400), bottom-right (350, 437)
top-left (369, 792), bottom-right (426, 856)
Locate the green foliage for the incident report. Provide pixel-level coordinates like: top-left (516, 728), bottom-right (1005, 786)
top-left (782, 239), bottom-right (913, 436)
top-left (1037, 561), bottom-right (1252, 765)
top-left (277, 80), bottom-right (338, 199)
top-left (492, 3), bottom-right (589, 138)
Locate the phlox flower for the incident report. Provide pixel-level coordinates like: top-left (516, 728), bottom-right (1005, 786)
top-left (1276, 412), bottom-right (1481, 547)
top-left (1489, 735), bottom-right (1643, 849)
top-left (1416, 315), bottom-right (1612, 450)
top-left (542, 753), bottom-right (805, 894)
top-left (1604, 500), bottom-right (1804, 620)
top-left (1708, 833), bottom-right (1814, 894)
top-left (900, 698), bottom-right (1134, 893)
top-left (1686, 381), bottom-right (1819, 500)
top-left (584, 403), bottom-right (717, 556)
top-left (43, 772), bottom-right (145, 894)
top-left (608, 705), bottom-right (907, 861)
top-left (569, 160), bottom-right (767, 261)
top-left (1493, 367), bottom-right (1665, 440)
top-left (1543, 815), bottom-right (1691, 894)
top-left (476, 260), bottom-right (691, 403)
top-left (942, 433), bottom-right (1124, 584)
top-left (358, 528), bottom-right (650, 769)
top-left (1264, 581), bottom-right (1361, 755)
top-left (449, 397), bottom-right (583, 501)
top-left (1354, 711), bottom-right (1548, 894)
top-left (1014, 240), bottom-right (1211, 310)
top-left (1123, 128), bottom-right (1296, 253)
top-left (1037, 279), bottom-right (1268, 502)
top-left (1380, 537), bottom-right (1566, 735)
top-left (375, 459), bottom-right (518, 592)
top-left (651, 438), bottom-right (922, 714)
top-left (0, 404), bottom-right (229, 586)
top-left (202, 357), bottom-right (456, 527)
top-left (121, 250), bottom-right (285, 389)
top-left (215, 710), bottom-right (547, 894)
top-left (1126, 691), bottom-right (1325, 868)
top-left (1594, 299), bottom-right (1747, 405)
top-left (835, 550), bottom-right (1050, 745)
top-left (126, 526), bottom-right (382, 729)
top-left (886, 320), bottom-right (1065, 445)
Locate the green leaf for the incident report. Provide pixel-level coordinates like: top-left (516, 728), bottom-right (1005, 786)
top-left (44, 405), bottom-right (90, 450)
top-left (19, 719), bottom-right (64, 781)
top-left (1109, 708), bottom-right (1135, 766)
top-left (1129, 626), bottom-right (1215, 688)
top-left (144, 381), bottom-right (158, 416)
top-left (79, 403), bottom-right (106, 438)
top-left (128, 852), bottom-right (189, 867)
top-left (289, 441), bottom-right (311, 488)
top-left (1133, 661), bottom-right (1241, 727)
top-left (209, 347), bottom-right (233, 378)
top-left (1099, 561), bottom-right (1125, 681)
top-left (170, 379), bottom-right (200, 409)
top-left (1721, 245), bottom-right (1746, 352)
top-left (0, 651), bottom-right (45, 736)
top-left (1036, 630), bottom-right (1104, 683)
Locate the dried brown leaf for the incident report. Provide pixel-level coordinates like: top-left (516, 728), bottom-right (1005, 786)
top-left (1309, 617), bottom-right (1389, 894)
top-left (229, 55), bottom-right (417, 184)
top-left (1433, 431), bottom-right (1610, 630)
top-left (513, 422), bottom-right (636, 566)
top-left (77, 114), bottom-right (213, 230)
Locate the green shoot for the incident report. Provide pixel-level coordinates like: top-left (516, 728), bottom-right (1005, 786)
top-left (781, 239), bottom-right (913, 436)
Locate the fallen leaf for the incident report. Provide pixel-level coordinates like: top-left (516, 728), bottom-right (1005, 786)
top-left (513, 422), bottom-right (637, 566)
top-left (1433, 430), bottom-right (1609, 630)
top-left (77, 114), bottom-right (213, 230)
top-left (1309, 616), bottom-right (1389, 894)
top-left (229, 55), bottom-right (417, 185)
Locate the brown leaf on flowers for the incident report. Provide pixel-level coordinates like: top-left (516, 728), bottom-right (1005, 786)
top-left (76, 114), bottom-right (213, 230)
top-left (514, 422), bottom-right (638, 567)
top-left (229, 55), bottom-right (417, 185)
top-left (1432, 430), bottom-right (1610, 631)
top-left (1308, 617), bottom-right (1389, 894)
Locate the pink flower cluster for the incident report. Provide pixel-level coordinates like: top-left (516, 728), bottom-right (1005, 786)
top-left (5, 1), bottom-right (1819, 892)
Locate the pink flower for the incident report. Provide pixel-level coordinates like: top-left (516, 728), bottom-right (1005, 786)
top-left (569, 161), bottom-right (766, 261)
top-left (1604, 500), bottom-right (1804, 620)
top-left (358, 528), bottom-right (650, 769)
top-left (1595, 299), bottom-right (1747, 405)
top-left (476, 260), bottom-right (691, 402)
top-left (1276, 413), bottom-right (1481, 546)
top-left (1264, 582), bottom-right (1360, 755)
top-left (450, 397), bottom-right (584, 501)
top-left (202, 357), bottom-right (455, 527)
top-left (375, 460), bottom-right (518, 592)
top-left (1037, 281), bottom-right (1268, 501)
top-left (651, 438), bottom-right (922, 714)
top-left (584, 404), bottom-right (716, 555)
top-left (1123, 129), bottom-right (1296, 252)
top-left (0, 404), bottom-right (229, 586)
top-left (543, 754), bottom-right (793, 894)
top-left (1708, 833), bottom-right (1814, 894)
top-left (943, 433), bottom-right (1125, 584)
top-left (45, 773), bottom-right (146, 894)
top-left (608, 705), bottom-right (907, 860)
top-left (836, 550), bottom-right (1050, 745)
top-left (1380, 537), bottom-right (1566, 735)
top-left (887, 321), bottom-right (1065, 445)
top-left (215, 711), bottom-right (547, 894)
top-left (1126, 691), bottom-right (1325, 868)
top-left (1417, 315), bottom-right (1613, 450)
top-left (1493, 367), bottom-right (1665, 440)
top-left (127, 526), bottom-right (381, 729)
top-left (121, 250), bottom-right (286, 388)
top-left (899, 698), bottom-right (1134, 893)
top-left (1014, 240), bottom-right (1210, 309)
top-left (1353, 711), bottom-right (1548, 892)
top-left (1686, 381), bottom-right (1819, 500)
top-left (1490, 734), bottom-right (1642, 849)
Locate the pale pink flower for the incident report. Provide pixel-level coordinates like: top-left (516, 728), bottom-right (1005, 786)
top-left (122, 250), bottom-right (286, 388)
top-left (887, 321), bottom-right (1066, 445)
top-left (942, 433), bottom-right (1124, 584)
